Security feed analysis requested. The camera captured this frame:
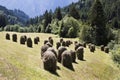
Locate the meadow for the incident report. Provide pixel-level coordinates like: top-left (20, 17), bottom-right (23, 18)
top-left (0, 32), bottom-right (120, 80)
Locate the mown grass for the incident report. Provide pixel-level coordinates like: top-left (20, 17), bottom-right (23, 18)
top-left (0, 31), bottom-right (120, 80)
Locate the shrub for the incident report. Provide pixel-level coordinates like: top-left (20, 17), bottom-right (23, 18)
top-left (79, 25), bottom-right (93, 43)
top-left (27, 38), bottom-right (32, 48)
top-left (12, 34), bottom-right (17, 42)
top-left (45, 24), bottom-right (51, 33)
top-left (43, 51), bottom-right (57, 72)
top-left (111, 45), bottom-right (120, 65)
top-left (6, 33), bottom-right (10, 40)
top-left (59, 16), bottom-right (80, 38)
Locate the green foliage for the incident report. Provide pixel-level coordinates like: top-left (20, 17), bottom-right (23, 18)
top-left (111, 45), bottom-right (120, 65)
top-left (54, 7), bottom-right (62, 20)
top-left (45, 24), bottom-right (51, 33)
top-left (108, 40), bottom-right (116, 50)
top-left (79, 25), bottom-right (93, 43)
top-left (59, 16), bottom-right (80, 38)
top-left (4, 25), bottom-right (20, 32)
top-left (88, 0), bottom-right (108, 45)
top-left (51, 19), bottom-right (59, 34)
top-left (43, 10), bottom-right (52, 32)
top-left (0, 14), bottom-right (7, 28)
top-left (69, 3), bottom-right (80, 19)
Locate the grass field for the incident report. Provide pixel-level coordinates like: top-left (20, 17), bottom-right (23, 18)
top-left (0, 32), bottom-right (120, 80)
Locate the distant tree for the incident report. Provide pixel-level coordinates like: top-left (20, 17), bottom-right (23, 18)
top-left (59, 21), bottom-right (64, 37)
top-left (69, 3), bottom-right (80, 19)
top-left (55, 7), bottom-right (62, 20)
top-left (43, 10), bottom-right (49, 32)
top-left (89, 0), bottom-right (108, 45)
top-left (113, 17), bottom-right (119, 29)
top-left (0, 14), bottom-right (7, 28)
top-left (48, 9), bottom-right (52, 23)
top-left (43, 10), bottom-right (52, 32)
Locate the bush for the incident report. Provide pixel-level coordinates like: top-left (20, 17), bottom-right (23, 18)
top-left (6, 33), bottom-right (10, 40)
top-left (111, 45), bottom-right (120, 64)
top-left (27, 38), bottom-right (32, 48)
top-left (12, 34), bottom-right (17, 42)
top-left (59, 16), bottom-right (80, 38)
top-left (45, 24), bottom-right (51, 33)
top-left (79, 25), bottom-right (93, 43)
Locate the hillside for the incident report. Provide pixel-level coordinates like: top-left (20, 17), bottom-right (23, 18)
top-left (0, 5), bottom-right (29, 25)
top-left (0, 32), bottom-right (120, 80)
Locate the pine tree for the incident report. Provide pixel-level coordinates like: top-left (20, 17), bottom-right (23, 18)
top-left (0, 14), bottom-right (7, 28)
top-left (55, 7), bottom-right (62, 20)
top-left (43, 10), bottom-right (52, 32)
top-left (69, 3), bottom-right (80, 19)
top-left (89, 0), bottom-right (108, 45)
top-left (59, 21), bottom-right (64, 37)
top-left (43, 10), bottom-right (49, 32)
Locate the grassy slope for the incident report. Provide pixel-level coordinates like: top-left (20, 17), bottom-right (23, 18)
top-left (0, 32), bottom-right (120, 80)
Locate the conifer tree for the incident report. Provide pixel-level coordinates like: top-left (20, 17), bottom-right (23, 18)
top-left (89, 0), bottom-right (108, 45)
top-left (69, 3), bottom-right (80, 19)
top-left (55, 7), bottom-right (62, 20)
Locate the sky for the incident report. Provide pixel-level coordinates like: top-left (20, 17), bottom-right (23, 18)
top-left (0, 0), bottom-right (79, 17)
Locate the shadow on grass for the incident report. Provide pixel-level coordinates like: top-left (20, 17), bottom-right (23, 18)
top-left (57, 66), bottom-right (61, 70)
top-left (64, 65), bottom-right (75, 72)
top-left (78, 59), bottom-right (86, 61)
top-left (73, 61), bottom-right (78, 64)
top-left (48, 71), bottom-right (60, 77)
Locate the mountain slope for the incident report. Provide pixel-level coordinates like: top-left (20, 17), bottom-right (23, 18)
top-left (0, 32), bottom-right (120, 80)
top-left (0, 5), bottom-right (29, 25)
top-left (0, 0), bottom-right (79, 17)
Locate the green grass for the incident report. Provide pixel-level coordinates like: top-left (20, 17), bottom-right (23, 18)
top-left (0, 31), bottom-right (120, 80)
